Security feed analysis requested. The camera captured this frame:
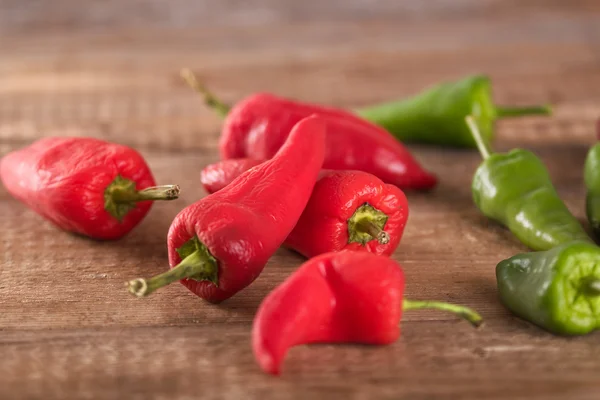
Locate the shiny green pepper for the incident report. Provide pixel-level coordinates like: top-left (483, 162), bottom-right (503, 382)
top-left (584, 143), bottom-right (600, 239)
top-left (497, 240), bottom-right (600, 335)
top-left (357, 75), bottom-right (551, 148)
top-left (467, 116), bottom-right (591, 251)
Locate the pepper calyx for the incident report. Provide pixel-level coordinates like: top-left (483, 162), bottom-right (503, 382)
top-left (104, 175), bottom-right (138, 221)
top-left (347, 203), bottom-right (390, 246)
top-left (126, 235), bottom-right (218, 297)
top-left (546, 244), bottom-right (600, 335)
top-left (176, 236), bottom-right (219, 286)
top-left (105, 175), bottom-right (180, 221)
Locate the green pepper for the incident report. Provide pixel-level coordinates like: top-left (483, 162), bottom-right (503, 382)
top-left (584, 143), bottom-right (600, 239)
top-left (356, 75), bottom-right (551, 148)
top-left (466, 116), bottom-right (591, 251)
top-left (497, 240), bottom-right (600, 336)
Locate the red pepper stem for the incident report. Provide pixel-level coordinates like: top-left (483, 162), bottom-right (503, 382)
top-left (465, 115), bottom-right (491, 160)
top-left (110, 185), bottom-right (180, 203)
top-left (495, 104), bottom-right (552, 118)
top-left (402, 299), bottom-right (483, 328)
top-left (180, 68), bottom-right (231, 118)
top-left (355, 219), bottom-right (390, 245)
top-left (126, 250), bottom-right (210, 297)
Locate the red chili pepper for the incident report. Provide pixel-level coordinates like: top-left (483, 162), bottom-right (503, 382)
top-left (126, 115), bottom-right (326, 302)
top-left (181, 70), bottom-right (437, 191)
top-left (252, 250), bottom-right (483, 375)
top-left (0, 137), bottom-right (179, 240)
top-left (201, 159), bottom-right (409, 257)
top-left (200, 158), bottom-right (263, 194)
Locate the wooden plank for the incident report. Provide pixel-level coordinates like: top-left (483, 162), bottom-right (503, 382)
top-left (1, 0), bottom-right (600, 399)
top-left (1, 323), bottom-right (600, 400)
top-left (0, 50), bottom-right (598, 151)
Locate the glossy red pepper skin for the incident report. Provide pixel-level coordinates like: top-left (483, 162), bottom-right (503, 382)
top-left (0, 137), bottom-right (160, 240)
top-left (165, 116), bottom-right (326, 302)
top-left (286, 170), bottom-right (408, 257)
top-left (252, 250), bottom-right (483, 375)
top-left (201, 159), bottom-right (409, 257)
top-left (219, 94), bottom-right (437, 190)
top-left (252, 251), bottom-right (405, 375)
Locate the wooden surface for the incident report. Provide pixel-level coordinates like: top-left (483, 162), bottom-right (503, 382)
top-left (2, 1), bottom-right (600, 399)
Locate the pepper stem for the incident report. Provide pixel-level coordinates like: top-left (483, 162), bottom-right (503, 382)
top-left (347, 203), bottom-right (390, 246)
top-left (403, 299), bottom-right (483, 328)
top-left (110, 185), bottom-right (180, 203)
top-left (495, 104), bottom-right (552, 118)
top-left (104, 176), bottom-right (180, 221)
top-left (126, 250), bottom-right (216, 297)
top-left (355, 219), bottom-right (390, 244)
top-left (180, 68), bottom-right (231, 118)
top-left (465, 115), bottom-right (491, 160)
top-left (584, 279), bottom-right (600, 296)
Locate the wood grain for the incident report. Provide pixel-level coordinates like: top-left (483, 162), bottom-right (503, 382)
top-left (1, 1), bottom-right (600, 399)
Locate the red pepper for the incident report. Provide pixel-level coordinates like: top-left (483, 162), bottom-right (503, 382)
top-left (0, 137), bottom-right (179, 240)
top-left (200, 158), bottom-right (263, 194)
top-left (201, 159), bottom-right (409, 257)
top-left (181, 70), bottom-right (437, 190)
top-left (126, 115), bottom-right (326, 302)
top-left (252, 250), bottom-right (483, 375)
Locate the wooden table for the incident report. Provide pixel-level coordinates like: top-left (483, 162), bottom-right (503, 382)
top-left (2, 1), bottom-right (600, 399)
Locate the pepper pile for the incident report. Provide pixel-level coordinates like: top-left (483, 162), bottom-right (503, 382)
top-left (128, 115), bottom-right (327, 301)
top-left (6, 69), bottom-right (599, 377)
top-left (180, 69), bottom-right (438, 191)
top-left (466, 115), bottom-right (600, 336)
top-left (201, 160), bottom-right (409, 257)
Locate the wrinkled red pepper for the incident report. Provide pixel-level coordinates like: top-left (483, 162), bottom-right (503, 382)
top-left (0, 137), bottom-right (179, 240)
top-left (126, 115), bottom-right (326, 302)
top-left (252, 250), bottom-right (483, 375)
top-left (182, 70), bottom-right (437, 191)
top-left (201, 159), bottom-right (409, 257)
top-left (200, 158), bottom-right (263, 194)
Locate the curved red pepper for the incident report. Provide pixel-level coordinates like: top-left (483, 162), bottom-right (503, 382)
top-left (181, 70), bottom-right (437, 190)
top-left (252, 250), bottom-right (483, 375)
top-left (127, 115), bottom-right (326, 302)
top-left (201, 159), bottom-right (409, 257)
top-left (0, 137), bottom-right (179, 240)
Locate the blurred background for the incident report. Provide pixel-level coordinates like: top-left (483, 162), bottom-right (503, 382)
top-left (2, 0), bottom-right (599, 153)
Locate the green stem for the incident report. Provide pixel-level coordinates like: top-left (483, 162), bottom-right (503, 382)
top-left (355, 219), bottom-right (390, 244)
top-left (495, 104), bottom-right (552, 118)
top-left (127, 251), bottom-right (209, 297)
top-left (403, 299), bottom-right (483, 328)
top-left (465, 115), bottom-right (491, 160)
top-left (110, 185), bottom-right (180, 203)
top-left (584, 279), bottom-right (600, 296)
top-left (180, 68), bottom-right (231, 118)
